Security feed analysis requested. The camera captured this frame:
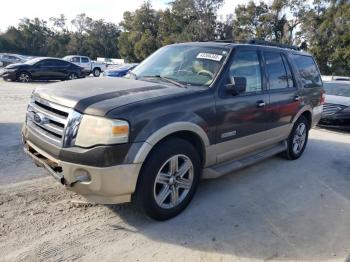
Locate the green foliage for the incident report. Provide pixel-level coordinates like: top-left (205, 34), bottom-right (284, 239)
top-left (0, 14), bottom-right (120, 59)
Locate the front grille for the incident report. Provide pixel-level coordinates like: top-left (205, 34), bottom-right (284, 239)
top-left (26, 96), bottom-right (74, 146)
top-left (322, 103), bottom-right (346, 117)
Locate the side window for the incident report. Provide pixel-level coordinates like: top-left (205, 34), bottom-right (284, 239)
top-left (81, 57), bottom-right (89, 63)
top-left (264, 52), bottom-right (288, 90)
top-left (229, 50), bottom-right (262, 93)
top-left (292, 54), bottom-right (322, 88)
top-left (281, 54), bottom-right (295, 88)
top-left (71, 57), bottom-right (80, 63)
top-left (53, 60), bottom-right (69, 67)
top-left (38, 60), bottom-right (54, 67)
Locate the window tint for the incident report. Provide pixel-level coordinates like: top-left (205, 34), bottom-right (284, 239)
top-left (292, 55), bottom-right (322, 88)
top-left (38, 59), bottom-right (55, 67)
top-left (281, 54), bottom-right (295, 87)
top-left (81, 57), bottom-right (89, 63)
top-left (53, 60), bottom-right (69, 67)
top-left (229, 50), bottom-right (262, 93)
top-left (264, 52), bottom-right (288, 89)
top-left (71, 57), bottom-right (80, 63)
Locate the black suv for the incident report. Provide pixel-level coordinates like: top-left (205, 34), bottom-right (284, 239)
top-left (23, 41), bottom-right (324, 220)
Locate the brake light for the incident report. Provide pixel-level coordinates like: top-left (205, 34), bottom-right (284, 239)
top-left (320, 89), bottom-right (325, 105)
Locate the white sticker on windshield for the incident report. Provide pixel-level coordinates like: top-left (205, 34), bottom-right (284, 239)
top-left (197, 53), bottom-right (223, 61)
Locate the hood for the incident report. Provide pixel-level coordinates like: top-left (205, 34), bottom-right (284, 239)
top-left (5, 63), bottom-right (27, 69)
top-left (325, 94), bottom-right (350, 107)
top-left (33, 77), bottom-right (190, 116)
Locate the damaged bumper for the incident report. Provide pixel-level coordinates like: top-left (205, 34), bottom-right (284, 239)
top-left (24, 140), bottom-right (141, 204)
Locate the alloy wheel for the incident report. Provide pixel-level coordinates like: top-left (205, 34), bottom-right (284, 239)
top-left (19, 73), bottom-right (30, 82)
top-left (69, 73), bottom-right (77, 80)
top-left (153, 154), bottom-right (194, 209)
top-left (292, 122), bottom-right (306, 155)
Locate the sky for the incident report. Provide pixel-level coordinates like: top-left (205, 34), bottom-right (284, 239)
top-left (0, 0), bottom-right (247, 31)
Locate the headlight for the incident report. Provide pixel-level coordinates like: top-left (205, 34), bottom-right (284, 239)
top-left (75, 115), bottom-right (129, 147)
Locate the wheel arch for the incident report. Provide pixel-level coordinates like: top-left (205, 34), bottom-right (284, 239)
top-left (133, 122), bottom-right (210, 167)
top-left (292, 106), bottom-right (313, 129)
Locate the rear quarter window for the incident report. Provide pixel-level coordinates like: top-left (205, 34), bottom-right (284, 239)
top-left (292, 54), bottom-right (322, 88)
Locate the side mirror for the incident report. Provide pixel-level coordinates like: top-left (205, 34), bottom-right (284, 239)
top-left (226, 76), bottom-right (247, 95)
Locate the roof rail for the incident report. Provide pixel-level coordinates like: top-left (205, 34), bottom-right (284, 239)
top-left (210, 39), bottom-right (300, 50)
top-left (248, 39), bottom-right (300, 51)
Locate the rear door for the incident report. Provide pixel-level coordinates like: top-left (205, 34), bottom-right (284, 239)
top-left (262, 50), bottom-right (300, 132)
top-left (215, 46), bottom-right (270, 163)
top-left (52, 59), bottom-right (70, 79)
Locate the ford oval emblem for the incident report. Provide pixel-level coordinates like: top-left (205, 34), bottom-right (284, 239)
top-left (33, 112), bottom-right (49, 125)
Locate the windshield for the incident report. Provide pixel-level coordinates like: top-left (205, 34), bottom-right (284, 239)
top-left (24, 57), bottom-right (45, 65)
top-left (131, 45), bottom-right (230, 86)
top-left (324, 82), bottom-right (350, 97)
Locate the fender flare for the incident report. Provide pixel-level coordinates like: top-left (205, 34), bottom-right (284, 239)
top-left (133, 122), bottom-right (210, 164)
top-left (292, 105), bottom-right (312, 124)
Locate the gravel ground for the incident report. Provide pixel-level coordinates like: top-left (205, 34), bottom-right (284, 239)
top-left (0, 79), bottom-right (350, 262)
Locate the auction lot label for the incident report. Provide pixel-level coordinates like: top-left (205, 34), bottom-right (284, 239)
top-left (197, 53), bottom-right (223, 61)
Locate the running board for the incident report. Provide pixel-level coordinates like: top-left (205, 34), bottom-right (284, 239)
top-left (202, 141), bottom-right (287, 179)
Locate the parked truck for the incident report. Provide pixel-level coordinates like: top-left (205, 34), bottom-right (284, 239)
top-left (63, 55), bottom-right (108, 77)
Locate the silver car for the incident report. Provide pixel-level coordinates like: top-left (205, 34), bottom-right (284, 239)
top-left (0, 53), bottom-right (26, 67)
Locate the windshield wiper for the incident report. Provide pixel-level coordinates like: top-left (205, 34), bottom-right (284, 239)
top-left (141, 75), bottom-right (186, 88)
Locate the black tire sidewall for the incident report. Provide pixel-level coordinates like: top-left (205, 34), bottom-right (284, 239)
top-left (286, 116), bottom-right (309, 159)
top-left (135, 138), bottom-right (201, 220)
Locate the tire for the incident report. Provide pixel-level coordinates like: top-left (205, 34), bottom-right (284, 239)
top-left (93, 68), bottom-right (101, 77)
top-left (17, 71), bottom-right (31, 83)
top-left (283, 115), bottom-right (309, 160)
top-left (67, 73), bottom-right (77, 80)
top-left (134, 138), bottom-right (201, 220)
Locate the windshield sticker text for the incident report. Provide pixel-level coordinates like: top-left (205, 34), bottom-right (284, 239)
top-left (196, 53), bottom-right (223, 62)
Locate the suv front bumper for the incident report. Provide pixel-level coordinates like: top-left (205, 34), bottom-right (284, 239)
top-left (24, 138), bottom-right (142, 204)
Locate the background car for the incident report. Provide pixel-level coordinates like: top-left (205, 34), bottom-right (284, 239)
top-left (2, 57), bottom-right (85, 82)
top-left (319, 81), bottom-right (350, 130)
top-left (63, 55), bottom-right (107, 77)
top-left (0, 53), bottom-right (27, 67)
top-left (101, 63), bottom-right (138, 77)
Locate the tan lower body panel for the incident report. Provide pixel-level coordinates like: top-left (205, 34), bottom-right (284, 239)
top-left (60, 161), bottom-right (142, 204)
top-left (208, 124), bottom-right (292, 165)
top-left (26, 141), bottom-right (141, 204)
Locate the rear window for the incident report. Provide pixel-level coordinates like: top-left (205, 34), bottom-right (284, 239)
top-left (292, 54), bottom-right (322, 88)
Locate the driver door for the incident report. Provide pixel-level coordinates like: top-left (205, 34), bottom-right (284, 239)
top-left (215, 47), bottom-right (269, 163)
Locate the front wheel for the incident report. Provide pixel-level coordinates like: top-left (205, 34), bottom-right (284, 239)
top-left (134, 138), bottom-right (201, 220)
top-left (17, 72), bottom-right (31, 82)
top-left (93, 68), bottom-right (101, 77)
top-left (283, 115), bottom-right (309, 160)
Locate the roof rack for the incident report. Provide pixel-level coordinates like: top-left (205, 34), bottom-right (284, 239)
top-left (210, 39), bottom-right (300, 50)
top-left (248, 39), bottom-right (300, 51)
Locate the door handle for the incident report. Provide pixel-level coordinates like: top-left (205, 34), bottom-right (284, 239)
top-left (256, 100), bottom-right (266, 108)
top-left (294, 95), bottom-right (301, 101)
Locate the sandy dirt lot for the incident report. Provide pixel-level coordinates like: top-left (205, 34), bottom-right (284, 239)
top-left (0, 79), bottom-right (350, 262)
